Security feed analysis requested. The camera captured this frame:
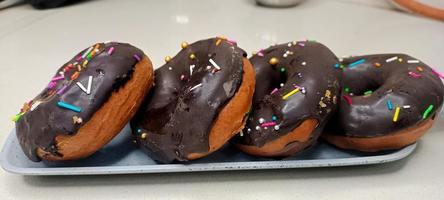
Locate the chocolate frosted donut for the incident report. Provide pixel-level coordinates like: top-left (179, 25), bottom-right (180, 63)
top-left (234, 41), bottom-right (342, 157)
top-left (131, 37), bottom-right (255, 163)
top-left (323, 54), bottom-right (444, 152)
top-left (13, 42), bottom-right (154, 161)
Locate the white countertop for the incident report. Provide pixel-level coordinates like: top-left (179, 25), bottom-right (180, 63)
top-left (1, 0), bottom-right (444, 199)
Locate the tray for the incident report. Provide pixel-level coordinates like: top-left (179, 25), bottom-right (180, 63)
top-left (0, 125), bottom-right (417, 175)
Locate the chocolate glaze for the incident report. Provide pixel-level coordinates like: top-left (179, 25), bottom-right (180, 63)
top-left (131, 38), bottom-right (246, 163)
top-left (326, 54), bottom-right (444, 137)
top-left (235, 41), bottom-right (342, 148)
top-left (15, 42), bottom-right (144, 161)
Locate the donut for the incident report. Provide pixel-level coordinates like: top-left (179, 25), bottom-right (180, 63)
top-left (233, 41), bottom-right (342, 157)
top-left (130, 37), bottom-right (255, 163)
top-left (13, 42), bottom-right (154, 161)
top-left (323, 54), bottom-right (444, 152)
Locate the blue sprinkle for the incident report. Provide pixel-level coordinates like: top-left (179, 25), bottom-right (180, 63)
top-left (272, 116), bottom-right (277, 121)
top-left (387, 99), bottom-right (393, 110)
top-left (348, 59), bottom-right (366, 68)
top-left (137, 128), bottom-right (142, 133)
top-left (57, 101), bottom-right (81, 113)
top-left (334, 63), bottom-right (340, 68)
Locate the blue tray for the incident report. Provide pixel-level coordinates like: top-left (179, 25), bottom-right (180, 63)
top-left (0, 125), bottom-right (416, 175)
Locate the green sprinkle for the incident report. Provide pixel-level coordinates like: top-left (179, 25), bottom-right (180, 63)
top-left (340, 64), bottom-right (345, 69)
top-left (422, 105), bottom-right (434, 119)
top-left (364, 90), bottom-right (373, 95)
top-left (11, 113), bottom-right (24, 122)
top-left (280, 67), bottom-right (286, 72)
top-left (344, 87), bottom-right (350, 93)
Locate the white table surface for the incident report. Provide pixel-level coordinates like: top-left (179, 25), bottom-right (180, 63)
top-left (1, 0), bottom-right (444, 199)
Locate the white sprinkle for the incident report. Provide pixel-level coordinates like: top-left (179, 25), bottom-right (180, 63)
top-left (30, 101), bottom-right (41, 111)
top-left (76, 82), bottom-right (88, 94)
top-left (190, 65), bottom-right (195, 76)
top-left (209, 58), bottom-right (221, 70)
top-left (240, 130), bottom-right (244, 137)
top-left (280, 83), bottom-right (284, 87)
top-left (206, 65), bottom-right (212, 70)
top-left (255, 126), bottom-right (261, 130)
top-left (292, 41), bottom-right (297, 45)
top-left (168, 67), bottom-right (172, 70)
top-left (287, 43), bottom-right (292, 47)
top-left (264, 127), bottom-right (268, 130)
top-left (86, 76), bottom-right (93, 94)
top-left (258, 118), bottom-right (265, 124)
top-left (301, 61), bottom-right (306, 66)
top-left (283, 54), bottom-right (288, 58)
top-left (386, 56), bottom-right (398, 63)
top-left (247, 128), bottom-right (251, 132)
top-left (274, 125), bottom-right (280, 130)
top-left (407, 60), bottom-right (420, 64)
top-left (81, 46), bottom-right (94, 58)
top-left (190, 83), bottom-right (202, 91)
top-left (403, 105), bottom-right (411, 109)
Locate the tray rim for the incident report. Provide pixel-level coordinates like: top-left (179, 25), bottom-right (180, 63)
top-left (0, 130), bottom-right (417, 176)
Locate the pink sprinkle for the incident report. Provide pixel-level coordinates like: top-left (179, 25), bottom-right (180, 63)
top-left (343, 95), bottom-right (353, 105)
top-left (133, 54), bottom-right (141, 62)
top-left (47, 81), bottom-right (57, 89)
top-left (57, 85), bottom-right (68, 94)
top-left (75, 56), bottom-right (82, 61)
top-left (432, 68), bottom-right (444, 79)
top-left (298, 43), bottom-right (305, 47)
top-left (270, 88), bottom-right (278, 95)
top-left (261, 122), bottom-right (277, 127)
top-left (52, 76), bottom-right (64, 81)
top-left (107, 47), bottom-right (115, 55)
top-left (257, 49), bottom-right (264, 57)
top-left (180, 74), bottom-right (185, 80)
top-left (408, 71), bottom-right (422, 78)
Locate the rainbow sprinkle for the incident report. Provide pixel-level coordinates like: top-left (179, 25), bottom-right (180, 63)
top-left (57, 85), bottom-right (68, 95)
top-left (57, 101), bottom-right (81, 113)
top-left (81, 46), bottom-right (93, 59)
top-left (393, 106), bottom-right (401, 122)
top-left (387, 99), bottom-right (393, 110)
top-left (432, 68), bottom-right (444, 79)
top-left (261, 121), bottom-right (277, 127)
top-left (408, 71), bottom-right (422, 78)
top-left (386, 56), bottom-right (398, 63)
top-left (270, 88), bottom-right (278, 95)
top-left (364, 90), bottom-right (373, 95)
top-left (209, 59), bottom-right (221, 70)
top-left (282, 88), bottom-right (300, 100)
top-left (343, 95), bottom-right (353, 105)
top-left (407, 60), bottom-right (420, 64)
top-left (348, 59), bottom-right (365, 68)
top-left (51, 76), bottom-right (64, 81)
top-left (107, 47), bottom-right (115, 55)
top-left (133, 54), bottom-right (141, 62)
top-left (422, 105), bottom-right (434, 119)
top-left (11, 113), bottom-right (24, 122)
top-left (190, 83), bottom-right (202, 91)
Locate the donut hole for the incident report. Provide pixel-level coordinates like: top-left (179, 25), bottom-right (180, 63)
top-left (351, 82), bottom-right (382, 96)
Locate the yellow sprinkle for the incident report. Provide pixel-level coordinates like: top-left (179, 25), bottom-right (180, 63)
top-left (215, 39), bottom-right (222, 46)
top-left (398, 58), bottom-right (403, 62)
top-left (141, 133), bottom-right (147, 139)
top-left (82, 60), bottom-right (88, 67)
top-left (282, 88), bottom-right (300, 100)
top-left (217, 35), bottom-right (227, 40)
top-left (374, 62), bottom-right (381, 67)
top-left (252, 51), bottom-right (258, 55)
top-left (393, 106), bottom-right (401, 122)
